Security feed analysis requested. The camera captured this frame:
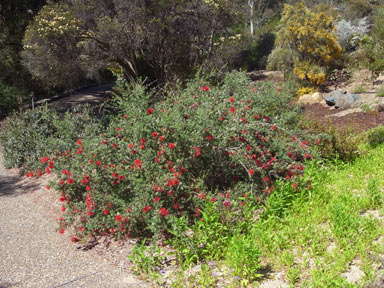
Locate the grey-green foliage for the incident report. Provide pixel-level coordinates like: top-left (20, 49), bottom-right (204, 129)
top-left (0, 104), bottom-right (109, 169)
top-left (266, 47), bottom-right (298, 72)
top-left (335, 17), bottom-right (370, 51)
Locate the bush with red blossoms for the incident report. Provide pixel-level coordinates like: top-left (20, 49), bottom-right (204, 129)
top-left (25, 71), bottom-right (315, 238)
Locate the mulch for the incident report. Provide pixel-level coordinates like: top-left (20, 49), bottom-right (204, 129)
top-left (302, 103), bottom-right (384, 133)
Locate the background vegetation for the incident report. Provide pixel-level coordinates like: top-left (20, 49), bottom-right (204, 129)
top-left (3, 0), bottom-right (384, 286)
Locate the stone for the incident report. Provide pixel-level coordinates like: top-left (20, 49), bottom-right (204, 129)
top-left (327, 108), bottom-right (363, 118)
top-left (322, 90), bottom-right (344, 106)
top-left (376, 103), bottom-right (384, 112)
top-left (322, 90), bottom-right (360, 108)
top-left (297, 92), bottom-right (324, 105)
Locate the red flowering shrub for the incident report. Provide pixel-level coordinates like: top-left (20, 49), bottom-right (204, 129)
top-left (26, 72), bottom-right (314, 239)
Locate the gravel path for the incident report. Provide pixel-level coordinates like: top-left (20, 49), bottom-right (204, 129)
top-left (0, 147), bottom-right (149, 288)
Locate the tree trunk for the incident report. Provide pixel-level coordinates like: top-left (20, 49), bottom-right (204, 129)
top-left (248, 0), bottom-right (254, 38)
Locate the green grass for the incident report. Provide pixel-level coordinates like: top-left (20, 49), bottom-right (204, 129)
top-left (252, 144), bottom-right (384, 287)
top-left (353, 84), bottom-right (367, 93)
top-left (375, 85), bottom-right (384, 97)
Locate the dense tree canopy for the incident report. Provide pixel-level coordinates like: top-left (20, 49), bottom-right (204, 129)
top-left (22, 0), bottom-right (247, 87)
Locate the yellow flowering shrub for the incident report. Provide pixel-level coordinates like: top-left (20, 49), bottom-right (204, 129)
top-left (270, 3), bottom-right (342, 87)
top-left (297, 87), bottom-right (317, 96)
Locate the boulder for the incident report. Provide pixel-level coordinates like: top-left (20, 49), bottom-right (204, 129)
top-left (374, 99), bottom-right (384, 112)
top-left (297, 92), bottom-right (323, 105)
top-left (322, 90), bottom-right (360, 108)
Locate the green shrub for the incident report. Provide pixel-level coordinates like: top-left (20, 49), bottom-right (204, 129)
top-left (0, 80), bottom-right (29, 118)
top-left (0, 104), bottom-right (109, 170)
top-left (299, 117), bottom-right (365, 162)
top-left (353, 84), bottom-right (367, 93)
top-left (17, 71), bottom-right (314, 239)
top-left (375, 85), bottom-right (384, 97)
top-left (367, 125), bottom-right (384, 148)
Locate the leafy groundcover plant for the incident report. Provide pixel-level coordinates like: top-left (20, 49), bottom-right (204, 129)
top-left (19, 71), bottom-right (314, 240)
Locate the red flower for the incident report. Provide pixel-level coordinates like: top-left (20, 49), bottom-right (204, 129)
top-left (96, 160), bottom-right (101, 166)
top-left (71, 236), bottom-right (80, 242)
top-left (154, 197), bottom-right (160, 202)
top-left (143, 205), bottom-right (152, 213)
top-left (219, 116), bottom-right (224, 121)
top-left (59, 179), bottom-right (65, 185)
top-left (87, 211), bottom-right (93, 216)
top-left (76, 139), bottom-right (83, 145)
top-left (210, 197), bottom-right (216, 202)
top-left (168, 142), bottom-right (175, 149)
top-left (134, 159), bottom-right (142, 168)
top-left (67, 178), bottom-right (74, 184)
top-left (122, 114), bottom-right (127, 119)
top-left (223, 200), bottom-right (230, 207)
top-left (147, 108), bottom-right (154, 115)
top-left (229, 97), bottom-right (235, 102)
top-left (253, 114), bottom-right (259, 119)
top-left (271, 125), bottom-right (277, 130)
top-left (103, 209), bottom-right (109, 215)
top-left (59, 229), bottom-right (64, 234)
top-left (45, 185), bottom-right (50, 190)
top-left (249, 169), bottom-right (255, 175)
top-left (115, 214), bottom-right (122, 222)
top-left (159, 207), bottom-right (169, 216)
top-left (86, 186), bottom-right (91, 191)
top-left (61, 205), bottom-right (66, 212)
top-left (152, 131), bottom-right (158, 138)
top-left (153, 184), bottom-right (163, 192)
top-left (200, 86), bottom-right (210, 91)
top-left (159, 136), bottom-right (164, 142)
top-left (230, 107), bottom-right (236, 114)
top-left (41, 156), bottom-right (49, 164)
top-left (174, 203), bottom-right (179, 209)
top-left (206, 134), bottom-right (213, 140)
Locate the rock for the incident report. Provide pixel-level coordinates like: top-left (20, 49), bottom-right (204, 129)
top-left (259, 279), bottom-right (289, 288)
top-left (342, 260), bottom-right (364, 284)
top-left (352, 94), bottom-right (379, 109)
top-left (327, 108), bottom-right (363, 118)
top-left (373, 99), bottom-right (384, 112)
top-left (322, 90), bottom-right (344, 106)
top-left (323, 90), bottom-right (360, 108)
top-left (298, 92), bottom-right (324, 105)
top-left (376, 103), bottom-right (384, 112)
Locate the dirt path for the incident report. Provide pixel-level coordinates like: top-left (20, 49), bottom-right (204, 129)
top-left (0, 146), bottom-right (148, 288)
